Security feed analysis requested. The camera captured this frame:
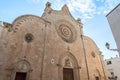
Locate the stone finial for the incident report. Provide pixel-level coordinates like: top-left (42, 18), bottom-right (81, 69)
top-left (62, 4), bottom-right (68, 11)
top-left (43, 2), bottom-right (52, 14)
top-left (77, 18), bottom-right (81, 23)
top-left (46, 2), bottom-right (51, 8)
top-left (62, 4), bottom-right (70, 15)
top-left (77, 18), bottom-right (83, 28)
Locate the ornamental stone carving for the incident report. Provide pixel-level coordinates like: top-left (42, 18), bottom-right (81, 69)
top-left (56, 21), bottom-right (77, 43)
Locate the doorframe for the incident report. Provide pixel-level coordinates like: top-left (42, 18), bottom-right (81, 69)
top-left (14, 72), bottom-right (27, 80)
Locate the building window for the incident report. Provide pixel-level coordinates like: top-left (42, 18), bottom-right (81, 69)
top-left (108, 72), bottom-right (117, 80)
top-left (111, 72), bottom-right (114, 75)
top-left (107, 61), bottom-right (112, 65)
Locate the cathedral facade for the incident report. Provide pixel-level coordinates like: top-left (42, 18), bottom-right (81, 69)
top-left (0, 2), bottom-right (107, 80)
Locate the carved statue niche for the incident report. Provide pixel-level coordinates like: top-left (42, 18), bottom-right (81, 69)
top-left (64, 58), bottom-right (72, 67)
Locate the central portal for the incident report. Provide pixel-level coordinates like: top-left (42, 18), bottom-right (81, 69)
top-left (63, 68), bottom-right (74, 80)
top-left (15, 72), bottom-right (27, 80)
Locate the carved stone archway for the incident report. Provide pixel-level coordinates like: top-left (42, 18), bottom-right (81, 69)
top-left (58, 52), bottom-right (80, 80)
top-left (10, 60), bottom-right (32, 80)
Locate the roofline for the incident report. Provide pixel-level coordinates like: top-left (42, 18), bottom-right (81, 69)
top-left (106, 3), bottom-right (120, 17)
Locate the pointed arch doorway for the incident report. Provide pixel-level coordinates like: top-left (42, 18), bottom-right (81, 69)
top-left (58, 52), bottom-right (80, 80)
top-left (10, 60), bottom-right (32, 80)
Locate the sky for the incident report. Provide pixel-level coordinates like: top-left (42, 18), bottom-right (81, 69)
top-left (0, 0), bottom-right (120, 59)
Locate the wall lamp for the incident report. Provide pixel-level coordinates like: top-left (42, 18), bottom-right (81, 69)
top-left (105, 42), bottom-right (120, 57)
top-left (105, 42), bottom-right (118, 51)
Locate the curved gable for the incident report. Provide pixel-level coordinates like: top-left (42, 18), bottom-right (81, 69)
top-left (11, 15), bottom-right (46, 32)
top-left (83, 36), bottom-right (100, 51)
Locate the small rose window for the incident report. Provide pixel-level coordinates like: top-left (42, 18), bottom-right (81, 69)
top-left (25, 33), bottom-right (34, 43)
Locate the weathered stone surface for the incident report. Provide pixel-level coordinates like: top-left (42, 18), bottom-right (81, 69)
top-left (0, 2), bottom-right (108, 80)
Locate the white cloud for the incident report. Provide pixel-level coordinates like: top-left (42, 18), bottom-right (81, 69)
top-left (52, 0), bottom-right (65, 10)
top-left (66, 0), bottom-right (97, 20)
top-left (32, 0), bottom-right (41, 3)
top-left (26, 0), bottom-right (119, 19)
top-left (67, 0), bottom-right (96, 13)
top-left (66, 0), bottom-right (119, 19)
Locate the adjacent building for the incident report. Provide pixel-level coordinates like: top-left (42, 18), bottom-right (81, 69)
top-left (0, 2), bottom-right (108, 80)
top-left (104, 57), bottom-right (120, 80)
top-left (106, 3), bottom-right (120, 56)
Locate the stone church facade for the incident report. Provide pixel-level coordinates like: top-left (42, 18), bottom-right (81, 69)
top-left (0, 2), bottom-right (108, 80)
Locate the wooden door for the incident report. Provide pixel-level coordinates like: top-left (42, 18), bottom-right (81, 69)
top-left (15, 72), bottom-right (27, 80)
top-left (63, 68), bottom-right (74, 80)
top-left (95, 77), bottom-right (99, 80)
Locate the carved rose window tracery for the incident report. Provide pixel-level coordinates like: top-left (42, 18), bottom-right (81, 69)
top-left (56, 23), bottom-right (77, 43)
top-left (25, 33), bottom-right (34, 43)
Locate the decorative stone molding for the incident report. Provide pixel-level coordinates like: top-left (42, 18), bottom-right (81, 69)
top-left (55, 20), bottom-right (77, 43)
top-left (64, 58), bottom-right (72, 67)
top-left (58, 52), bottom-right (80, 80)
top-left (25, 33), bottom-right (34, 43)
top-left (12, 15), bottom-right (45, 33)
top-left (94, 69), bottom-right (101, 79)
top-left (10, 60), bottom-right (32, 80)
